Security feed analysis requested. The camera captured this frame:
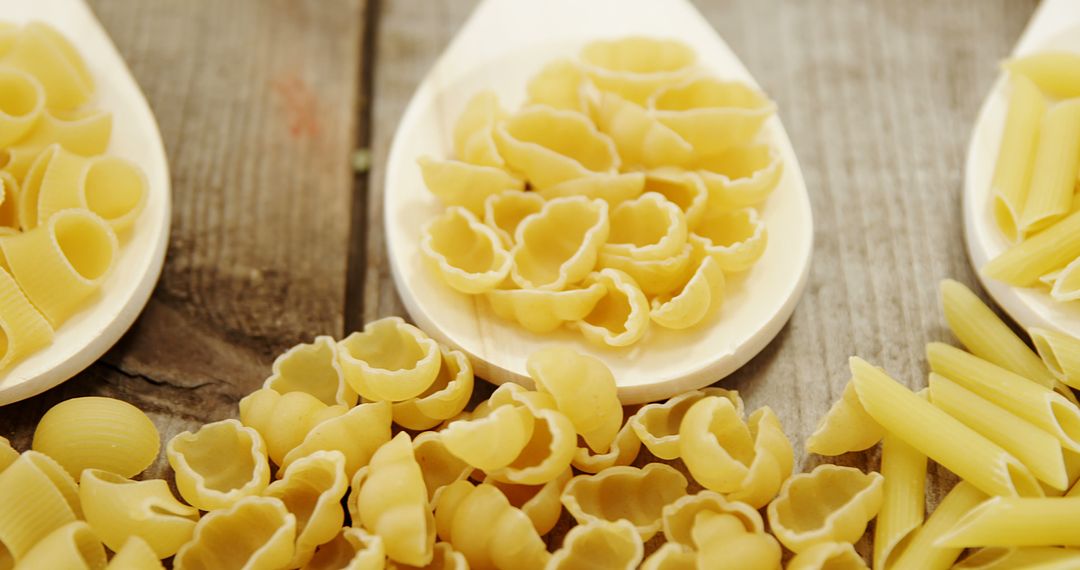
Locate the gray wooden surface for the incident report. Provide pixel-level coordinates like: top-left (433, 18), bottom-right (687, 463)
top-left (0, 0), bottom-right (1042, 561)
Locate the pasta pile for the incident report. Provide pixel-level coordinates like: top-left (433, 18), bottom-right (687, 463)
top-left (418, 36), bottom-right (782, 346)
top-left (984, 51), bottom-right (1080, 301)
top-left (0, 21), bottom-right (148, 371)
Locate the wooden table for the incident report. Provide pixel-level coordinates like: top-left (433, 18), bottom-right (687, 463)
top-left (0, 0), bottom-right (1041, 559)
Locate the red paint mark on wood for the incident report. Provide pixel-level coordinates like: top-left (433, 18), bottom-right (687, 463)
top-left (271, 73), bottom-right (322, 139)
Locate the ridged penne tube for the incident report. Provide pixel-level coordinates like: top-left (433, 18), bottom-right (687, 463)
top-left (525, 58), bottom-right (589, 113)
top-left (547, 519), bottom-right (643, 570)
top-left (650, 77), bottom-right (775, 154)
top-left (107, 537), bottom-right (164, 570)
top-left (173, 496), bottom-right (296, 570)
top-left (413, 431), bottom-right (471, 502)
top-left (590, 91), bottom-right (693, 169)
top-left (787, 542), bottom-right (868, 570)
top-left (483, 190), bottom-right (544, 248)
top-left (697, 144), bottom-right (784, 211)
top-left (485, 281), bottom-right (605, 334)
top-left (692, 510), bottom-right (782, 570)
top-left (640, 543), bottom-right (696, 570)
top-left (991, 74), bottom-right (1044, 243)
top-left (239, 388), bottom-right (346, 465)
top-left (0, 436), bottom-right (17, 472)
top-left (0, 67), bottom-right (44, 147)
top-left (37, 151), bottom-right (148, 233)
top-left (166, 419), bottom-right (271, 511)
top-left (579, 37), bottom-right (696, 105)
top-left (304, 527), bottom-right (384, 570)
top-left (926, 342), bottom-right (1080, 454)
top-left (603, 192), bottom-right (687, 262)
top-left (954, 547), bottom-right (1080, 569)
top-left (0, 451), bottom-right (80, 559)
top-left (537, 171), bottom-right (644, 207)
top-left (692, 207), bottom-right (767, 272)
top-left (79, 469), bottom-right (199, 558)
top-left (767, 465), bottom-right (884, 554)
top-left (577, 268), bottom-right (651, 347)
top-left (493, 106), bottom-right (620, 190)
top-left (679, 399), bottom-right (793, 508)
top-left (442, 404), bottom-right (534, 471)
top-left (15, 143), bottom-right (56, 229)
top-left (561, 463), bottom-right (687, 540)
top-left (338, 317), bottom-right (442, 402)
top-left (281, 400), bottom-right (392, 478)
top-left (263, 335), bottom-right (357, 407)
top-left (630, 388), bottom-right (744, 460)
top-left (421, 206), bottom-right (512, 294)
top-left (1004, 51), bottom-right (1080, 100)
top-left (872, 434), bottom-right (927, 569)
top-left (598, 241), bottom-right (693, 296)
top-left (393, 347), bottom-right (473, 431)
top-left (0, 171), bottom-right (19, 229)
top-left (355, 433), bottom-right (435, 567)
top-left (433, 481), bottom-right (550, 570)
top-left (660, 490), bottom-right (764, 548)
top-left (1031, 327), bottom-right (1080, 390)
top-left (1049, 257), bottom-right (1080, 302)
top-left (526, 347), bottom-right (621, 453)
top-left (2, 208), bottom-right (118, 326)
top-left (483, 468), bottom-right (570, 536)
top-left (940, 279), bottom-right (1055, 388)
top-left (572, 419), bottom-right (641, 473)
top-left (1019, 100), bottom-right (1080, 233)
top-left (650, 256), bottom-right (724, 329)
top-left (3, 23), bottom-right (93, 110)
top-left (453, 90), bottom-right (506, 167)
top-left (805, 379), bottom-right (884, 455)
top-left (32, 396), bottom-right (159, 480)
top-left (982, 208), bottom-right (1080, 287)
top-left (929, 373), bottom-right (1068, 490)
top-left (891, 482), bottom-right (987, 570)
top-left (643, 168), bottom-right (709, 229)
top-left (939, 496), bottom-right (1080, 547)
top-left (264, 450), bottom-right (348, 568)
top-left (13, 521), bottom-right (106, 570)
top-left (417, 156), bottom-right (524, 215)
top-left (851, 356), bottom-right (1042, 497)
top-left (510, 196), bottom-right (609, 290)
top-left (0, 265), bottom-right (53, 372)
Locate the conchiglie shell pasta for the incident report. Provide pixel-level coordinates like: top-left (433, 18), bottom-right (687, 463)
top-left (264, 450), bottom-right (349, 568)
top-left (603, 192), bottom-right (688, 261)
top-left (537, 171), bottom-right (645, 207)
top-left (580, 37), bottom-right (696, 105)
top-left (0, 67), bottom-right (44, 147)
top-left (263, 335), bottom-right (357, 408)
top-left (486, 281), bottom-right (605, 334)
top-left (598, 241), bottom-right (694, 296)
top-left (442, 404), bottom-right (534, 472)
top-left (0, 451), bottom-right (80, 560)
top-left (767, 464), bottom-right (885, 554)
top-left (692, 207), bottom-right (767, 272)
top-left (304, 527), bottom-right (384, 570)
top-left (392, 347), bottom-right (474, 431)
top-left (547, 519), bottom-right (643, 570)
top-left (630, 388), bottom-right (745, 460)
top-left (572, 419), bottom-right (641, 474)
top-left (421, 206), bottom-right (512, 294)
top-left (661, 490), bottom-right (764, 547)
top-left (787, 542), bottom-right (868, 570)
top-left (355, 433), bottom-right (435, 567)
top-left (413, 431), bottom-right (471, 502)
top-left (37, 148), bottom-right (147, 233)
top-left (433, 481), bottom-right (550, 570)
top-left (650, 77), bottom-right (775, 154)
top-left (482, 190), bottom-right (544, 248)
top-left (692, 510), bottom-right (782, 570)
top-left (2, 22), bottom-right (93, 111)
top-left (696, 144), bottom-right (783, 210)
top-left (643, 168), bottom-right (709, 229)
top-left (483, 468), bottom-right (570, 536)
top-left (510, 196), bottom-right (609, 290)
top-left (525, 58), bottom-right (589, 113)
top-left (640, 543), bottom-right (696, 570)
top-left (0, 266), bottom-right (53, 372)
top-left (590, 91), bottom-right (693, 169)
top-left (107, 537), bottom-right (165, 570)
top-left (32, 396), bottom-right (159, 480)
top-left (173, 496), bottom-right (296, 570)
top-left (418, 156), bottom-right (524, 216)
top-left (526, 347), bottom-right (622, 453)
top-left (281, 400), bottom-right (392, 478)
top-left (13, 521), bottom-right (106, 570)
top-left (577, 269), bottom-right (651, 347)
top-left (239, 388), bottom-right (346, 466)
top-left (453, 90), bottom-right (507, 167)
top-left (1, 208), bottom-right (118, 326)
top-left (79, 469), bottom-right (198, 558)
top-left (392, 542), bottom-right (468, 570)
top-left (338, 317), bottom-right (442, 402)
top-left (493, 106), bottom-right (620, 190)
top-left (650, 256), bottom-right (724, 330)
top-left (166, 419), bottom-right (271, 512)
top-left (805, 379), bottom-right (885, 456)
top-left (484, 406), bottom-right (576, 486)
top-left (561, 463), bottom-right (688, 540)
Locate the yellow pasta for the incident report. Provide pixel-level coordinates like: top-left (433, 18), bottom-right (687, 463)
top-left (338, 317), bottom-right (442, 402)
top-left (590, 91), bottom-right (693, 169)
top-left (642, 168), bottom-right (709, 229)
top-left (510, 196), bottom-right (609, 290)
top-left (13, 521), bottom-right (106, 570)
top-left (0, 265), bottom-right (53, 372)
top-left (6, 108), bottom-right (113, 180)
top-left (696, 144), bottom-right (784, 211)
top-left (264, 450), bottom-right (348, 568)
top-left (650, 77), bottom-right (775, 154)
top-left (0, 67), bottom-right (44, 147)
top-left (355, 432), bottom-right (435, 567)
top-left (421, 206), bottom-right (512, 294)
top-left (525, 346), bottom-right (621, 453)
top-left (805, 379), bottom-right (884, 456)
top-left (106, 537), bottom-right (165, 570)
top-left (239, 388), bottom-right (346, 465)
top-left (263, 335), bottom-right (358, 408)
top-left (692, 510), bottom-right (782, 570)
top-left (787, 542), bottom-right (868, 570)
top-left (630, 387), bottom-right (744, 460)
top-left (982, 208), bottom-right (1080, 287)
top-left (1, 208), bottom-right (118, 326)
top-left (493, 106), bottom-right (620, 190)
top-left (525, 58), bottom-right (589, 113)
top-left (692, 207), bottom-right (767, 272)
top-left (954, 547), bottom-right (1080, 569)
top-left (1019, 99), bottom-right (1080, 233)
top-left (599, 241), bottom-right (693, 297)
top-left (650, 255), bottom-right (724, 329)
top-left (391, 542), bottom-right (468, 570)
top-left (1031, 327), bottom-right (1080, 390)
top-left (0, 451), bottom-right (80, 560)
top-left (1004, 51), bottom-right (1080, 100)
top-left (483, 468), bottom-right (570, 536)
top-left (173, 496), bottom-right (296, 570)
top-left (767, 464), bottom-right (884, 553)
top-left (603, 192), bottom-right (687, 261)
top-left (32, 396), bottom-right (159, 480)
top-left (536, 170), bottom-right (645, 207)
top-left (0, 436), bottom-right (17, 472)
top-left (1049, 257), bottom-right (1080, 302)
top-left (433, 480), bottom-right (550, 570)
top-left (79, 469), bottom-right (198, 558)
top-left (37, 150), bottom-right (148, 233)
top-left (580, 37), bottom-right (696, 105)
top-left (413, 431), bottom-right (471, 502)
top-left (891, 481), bottom-right (987, 570)
top-left (441, 403), bottom-right (534, 471)
top-left (991, 74), bottom-right (1045, 242)
top-left (571, 419), bottom-right (641, 473)
top-left (678, 398), bottom-right (793, 508)
top-left (639, 543), bottom-right (696, 570)
top-left (304, 527), bottom-right (385, 570)
top-left (481, 392), bottom-right (575, 486)
top-left (0, 171), bottom-right (19, 229)
top-left (482, 190), bottom-right (544, 248)
top-left (452, 90), bottom-right (506, 168)
top-left (560, 463), bottom-right (687, 540)
top-left (166, 419), bottom-right (271, 511)
top-left (392, 347), bottom-right (473, 431)
top-left (873, 434), bottom-right (927, 569)
top-left (939, 496), bottom-right (1080, 547)
top-left (2, 22), bottom-right (93, 111)
top-left (576, 268), bottom-right (651, 347)
top-left (280, 400), bottom-right (392, 478)
top-left (417, 156), bottom-right (524, 215)
top-left (485, 281), bottom-right (605, 334)
top-left (547, 519), bottom-right (643, 570)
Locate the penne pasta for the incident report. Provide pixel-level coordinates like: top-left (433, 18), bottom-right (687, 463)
top-left (873, 433), bottom-right (927, 569)
top-left (1049, 256), bottom-right (1080, 302)
top-left (955, 547), bottom-right (1080, 569)
top-left (1019, 99), bottom-right (1080, 233)
top-left (891, 481), bottom-right (987, 570)
top-left (1004, 52), bottom-right (1080, 100)
top-left (939, 496), bottom-right (1080, 547)
top-left (1031, 327), bottom-right (1080, 390)
top-left (991, 74), bottom-right (1045, 242)
top-left (982, 208), bottom-right (1080, 287)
